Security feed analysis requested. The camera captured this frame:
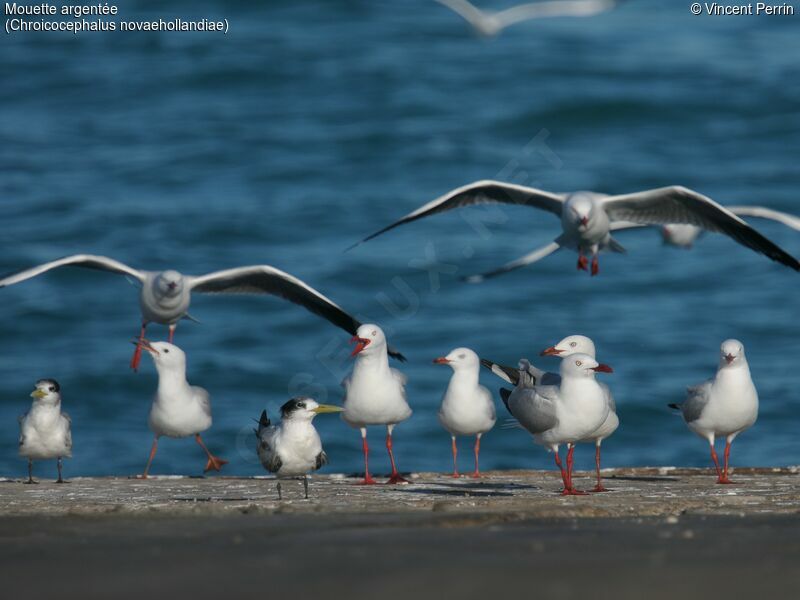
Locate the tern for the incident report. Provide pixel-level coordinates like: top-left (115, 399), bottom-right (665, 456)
top-left (348, 180), bottom-right (800, 279)
top-left (18, 379), bottom-right (72, 484)
top-left (498, 353), bottom-right (612, 494)
top-left (434, 348), bottom-right (496, 478)
top-left (0, 254), bottom-right (406, 371)
top-left (255, 398), bottom-right (344, 500)
top-left (435, 0), bottom-right (620, 37)
top-left (342, 324), bottom-right (413, 484)
top-left (669, 339), bottom-right (758, 484)
top-left (135, 339), bottom-right (227, 478)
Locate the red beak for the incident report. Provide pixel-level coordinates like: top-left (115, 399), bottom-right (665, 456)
top-left (433, 357), bottom-right (450, 364)
top-left (350, 336), bottom-right (371, 357)
top-left (725, 354), bottom-right (735, 364)
top-left (131, 337), bottom-right (159, 355)
top-left (540, 346), bottom-right (562, 357)
top-left (592, 363), bottom-right (613, 373)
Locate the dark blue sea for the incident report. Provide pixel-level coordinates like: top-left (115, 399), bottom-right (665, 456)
top-left (1, 0), bottom-right (798, 479)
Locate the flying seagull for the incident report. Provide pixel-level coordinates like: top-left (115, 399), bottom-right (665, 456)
top-left (435, 0), bottom-right (620, 37)
top-left (0, 254), bottom-right (406, 370)
top-left (348, 180), bottom-right (800, 279)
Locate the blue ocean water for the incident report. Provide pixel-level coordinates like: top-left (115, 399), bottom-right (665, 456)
top-left (1, 0), bottom-right (798, 479)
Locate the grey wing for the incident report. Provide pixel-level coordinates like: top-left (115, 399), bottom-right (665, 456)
top-left (18, 412), bottom-right (26, 446)
top-left (314, 451), bottom-right (328, 470)
top-left (729, 206), bottom-right (800, 231)
top-left (349, 180), bottom-right (565, 248)
top-left (258, 427), bottom-right (283, 473)
top-left (495, 0), bottom-right (618, 26)
top-left (188, 265), bottom-right (405, 361)
top-left (434, 0), bottom-right (486, 27)
top-left (0, 254), bottom-right (146, 287)
top-left (463, 241), bottom-right (562, 283)
top-left (507, 386), bottom-right (558, 434)
top-left (682, 381), bottom-right (712, 423)
top-left (599, 382), bottom-right (616, 412)
top-left (62, 413), bottom-right (73, 453)
top-left (602, 187), bottom-right (800, 270)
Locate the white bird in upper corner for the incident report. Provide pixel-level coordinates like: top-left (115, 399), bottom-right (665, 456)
top-left (347, 180), bottom-right (800, 279)
top-left (19, 379), bottom-right (72, 484)
top-left (669, 339), bottom-right (758, 485)
top-left (134, 339), bottom-right (227, 478)
top-left (342, 324), bottom-right (413, 485)
top-left (658, 206), bottom-right (800, 249)
top-left (435, 0), bottom-right (620, 37)
top-left (497, 353), bottom-right (612, 495)
top-left (255, 398), bottom-right (344, 500)
top-left (482, 334), bottom-right (617, 492)
top-left (434, 348), bottom-right (496, 478)
top-left (0, 255), bottom-right (406, 371)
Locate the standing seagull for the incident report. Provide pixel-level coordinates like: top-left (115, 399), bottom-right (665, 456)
top-left (435, 0), bottom-right (620, 37)
top-left (500, 353), bottom-right (612, 494)
top-left (255, 398), bottom-right (344, 500)
top-left (0, 255), bottom-right (405, 371)
top-left (135, 339), bottom-right (227, 478)
top-left (669, 340), bottom-right (758, 484)
top-left (342, 324), bottom-right (412, 484)
top-left (18, 379), bottom-right (72, 484)
top-left (348, 181), bottom-right (800, 278)
top-left (434, 348), bottom-right (496, 478)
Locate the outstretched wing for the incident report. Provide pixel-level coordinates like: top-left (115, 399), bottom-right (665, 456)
top-left (189, 265), bottom-right (405, 361)
top-left (0, 254), bottom-right (146, 287)
top-left (496, 0), bottom-right (618, 28)
top-left (602, 186), bottom-right (800, 270)
top-left (349, 180), bottom-right (565, 249)
top-left (729, 206), bottom-right (800, 232)
top-left (464, 241), bottom-right (561, 283)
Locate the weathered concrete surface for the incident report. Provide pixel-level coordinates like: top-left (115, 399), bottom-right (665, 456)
top-left (0, 467), bottom-right (799, 517)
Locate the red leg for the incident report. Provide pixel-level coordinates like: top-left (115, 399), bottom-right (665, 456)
top-left (709, 443), bottom-right (723, 481)
top-left (577, 254), bottom-right (589, 271)
top-left (592, 443), bottom-right (608, 492)
top-left (591, 255), bottom-right (599, 276)
top-left (195, 434), bottom-right (228, 473)
top-left (450, 436), bottom-right (459, 478)
top-left (358, 430), bottom-right (376, 485)
top-left (130, 322), bottom-right (148, 372)
top-left (471, 435), bottom-right (482, 478)
top-left (386, 430), bottom-right (409, 484)
top-left (135, 436), bottom-right (159, 479)
top-left (718, 440), bottom-right (734, 484)
top-left (168, 324), bottom-right (176, 344)
top-left (554, 451), bottom-right (570, 494)
top-left (564, 445), bottom-right (588, 495)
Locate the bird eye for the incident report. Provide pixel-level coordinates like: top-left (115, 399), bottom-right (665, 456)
top-left (570, 342), bottom-right (577, 347)
top-left (458, 353), bottom-right (466, 359)
top-left (575, 360), bottom-right (582, 366)
top-left (164, 349), bottom-right (170, 353)
top-left (371, 330), bottom-right (377, 336)
top-left (297, 402), bottom-right (306, 409)
top-left (48, 386), bottom-right (55, 392)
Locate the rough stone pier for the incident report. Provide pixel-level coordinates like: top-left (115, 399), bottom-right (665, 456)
top-left (1, 467), bottom-right (799, 599)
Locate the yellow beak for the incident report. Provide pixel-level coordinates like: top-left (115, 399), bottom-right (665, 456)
top-left (312, 404), bottom-right (345, 414)
top-left (30, 389), bottom-right (47, 399)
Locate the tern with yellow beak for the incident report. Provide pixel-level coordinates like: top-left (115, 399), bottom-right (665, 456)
top-left (134, 339), bottom-right (227, 478)
top-left (255, 398), bottom-right (344, 499)
top-left (18, 379), bottom-right (72, 484)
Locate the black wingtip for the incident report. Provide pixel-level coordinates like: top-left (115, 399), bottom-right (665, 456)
top-left (258, 409), bottom-right (270, 429)
top-left (667, 403), bottom-right (681, 411)
top-left (388, 348), bottom-right (407, 362)
top-left (499, 388), bottom-right (512, 413)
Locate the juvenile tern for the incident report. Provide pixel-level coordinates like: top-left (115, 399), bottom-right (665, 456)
top-left (135, 339), bottom-right (227, 478)
top-left (499, 353), bottom-right (612, 494)
top-left (434, 348), bottom-right (496, 478)
top-left (0, 255), bottom-right (406, 370)
top-left (18, 379), bottom-right (71, 484)
top-left (348, 181), bottom-right (800, 278)
top-left (435, 0), bottom-right (620, 37)
top-left (669, 339), bottom-right (758, 484)
top-left (255, 398), bottom-right (344, 500)
top-left (342, 324), bottom-right (412, 484)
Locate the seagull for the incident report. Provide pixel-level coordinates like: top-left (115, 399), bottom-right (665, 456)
top-left (498, 353), bottom-right (612, 494)
top-left (658, 206), bottom-right (800, 249)
top-left (135, 339), bottom-right (227, 478)
top-left (342, 324), bottom-right (412, 485)
top-left (0, 254), bottom-right (406, 371)
top-left (434, 348), bottom-right (496, 478)
top-left (347, 180), bottom-right (800, 279)
top-left (18, 379), bottom-right (72, 484)
top-left (483, 334), bottom-right (617, 491)
top-left (668, 339), bottom-right (758, 485)
top-left (434, 0), bottom-right (620, 37)
top-left (255, 398), bottom-right (344, 500)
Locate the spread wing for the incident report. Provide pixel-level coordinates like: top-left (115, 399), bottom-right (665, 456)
top-left (729, 206), bottom-right (800, 232)
top-left (188, 265), bottom-right (405, 361)
top-left (602, 186), bottom-right (800, 270)
top-left (434, 0), bottom-right (488, 28)
top-left (0, 254), bottom-right (146, 287)
top-left (495, 0), bottom-right (618, 28)
top-left (463, 241), bottom-right (562, 283)
top-left (348, 180), bottom-right (564, 249)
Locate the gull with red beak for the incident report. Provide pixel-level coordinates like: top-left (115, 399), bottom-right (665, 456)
top-left (669, 339), bottom-right (758, 484)
top-left (0, 255), bottom-right (405, 372)
top-left (347, 180), bottom-right (800, 280)
top-left (342, 324), bottom-right (412, 484)
top-left (498, 353), bottom-right (612, 495)
top-left (134, 339), bottom-right (227, 478)
top-left (434, 348), bottom-right (496, 478)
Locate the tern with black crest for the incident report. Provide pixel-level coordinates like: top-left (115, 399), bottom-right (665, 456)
top-left (18, 379), bottom-right (72, 484)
